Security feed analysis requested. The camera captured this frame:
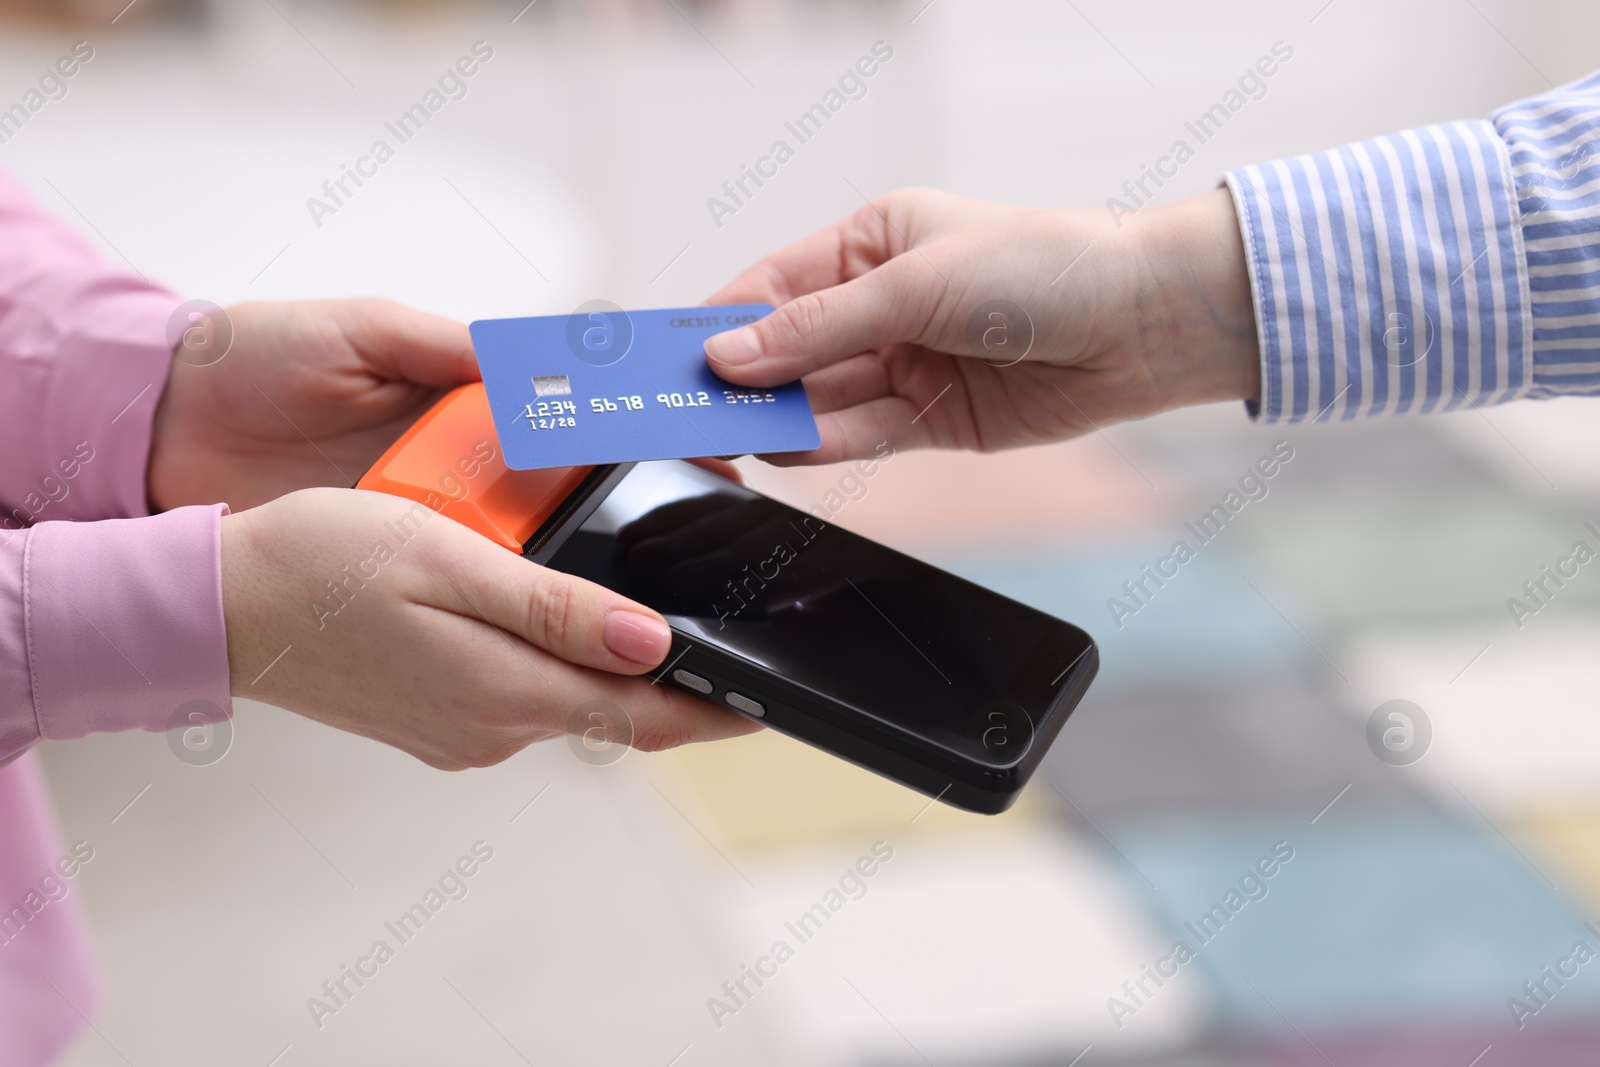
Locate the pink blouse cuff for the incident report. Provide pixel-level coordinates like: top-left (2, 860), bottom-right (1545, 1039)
top-left (3, 505), bottom-right (230, 755)
top-left (41, 293), bottom-right (177, 523)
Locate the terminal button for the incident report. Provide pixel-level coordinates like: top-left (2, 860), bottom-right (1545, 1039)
top-left (671, 669), bottom-right (713, 694)
top-left (725, 692), bottom-right (765, 718)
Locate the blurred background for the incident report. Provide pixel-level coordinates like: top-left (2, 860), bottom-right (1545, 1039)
top-left (7, 0), bottom-right (1600, 1063)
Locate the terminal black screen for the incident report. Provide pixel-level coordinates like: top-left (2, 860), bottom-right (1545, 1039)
top-left (540, 461), bottom-right (1093, 766)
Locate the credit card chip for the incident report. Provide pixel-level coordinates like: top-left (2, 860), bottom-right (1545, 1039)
top-left (532, 374), bottom-right (572, 397)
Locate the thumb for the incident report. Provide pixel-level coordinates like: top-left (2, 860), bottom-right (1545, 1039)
top-left (705, 256), bottom-right (938, 387)
top-left (343, 298), bottom-right (481, 389)
top-left (432, 532), bottom-right (673, 676)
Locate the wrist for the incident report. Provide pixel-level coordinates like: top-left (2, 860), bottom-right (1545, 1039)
top-left (147, 301), bottom-right (242, 513)
top-left (1124, 188), bottom-right (1261, 413)
top-left (146, 360), bottom-right (182, 514)
top-left (220, 507), bottom-right (270, 700)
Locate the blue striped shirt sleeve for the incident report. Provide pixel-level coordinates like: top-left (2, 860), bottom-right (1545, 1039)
top-left (1224, 69), bottom-right (1600, 421)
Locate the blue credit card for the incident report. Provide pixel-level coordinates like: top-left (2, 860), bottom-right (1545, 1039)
top-left (470, 303), bottom-right (820, 471)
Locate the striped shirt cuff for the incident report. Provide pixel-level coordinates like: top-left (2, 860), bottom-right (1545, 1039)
top-left (1228, 69), bottom-right (1600, 422)
top-left (1494, 70), bottom-right (1600, 397)
top-left (1226, 120), bottom-right (1531, 421)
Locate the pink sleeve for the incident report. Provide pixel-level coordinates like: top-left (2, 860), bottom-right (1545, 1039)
top-left (0, 171), bottom-right (180, 524)
top-left (0, 172), bottom-right (231, 761)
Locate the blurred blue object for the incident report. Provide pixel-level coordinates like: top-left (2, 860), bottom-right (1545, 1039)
top-left (1110, 807), bottom-right (1600, 1036)
top-left (940, 542), bottom-right (1316, 690)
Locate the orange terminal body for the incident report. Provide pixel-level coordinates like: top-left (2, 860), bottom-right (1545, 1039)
top-left (355, 382), bottom-right (592, 552)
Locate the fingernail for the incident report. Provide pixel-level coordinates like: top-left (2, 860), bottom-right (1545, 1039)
top-left (604, 611), bottom-right (672, 665)
top-left (705, 326), bottom-right (761, 366)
